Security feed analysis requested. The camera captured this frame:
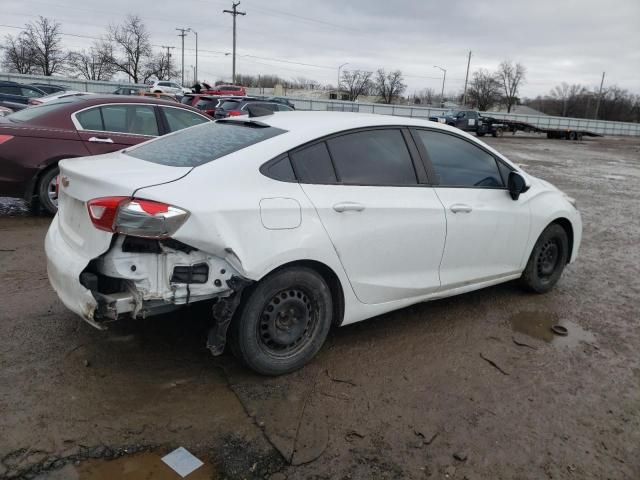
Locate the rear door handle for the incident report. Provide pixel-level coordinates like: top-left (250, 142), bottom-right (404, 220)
top-left (88, 136), bottom-right (114, 144)
top-left (333, 202), bottom-right (365, 213)
top-left (450, 204), bottom-right (473, 213)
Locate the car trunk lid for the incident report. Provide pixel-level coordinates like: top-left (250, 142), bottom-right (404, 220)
top-left (57, 151), bottom-right (192, 256)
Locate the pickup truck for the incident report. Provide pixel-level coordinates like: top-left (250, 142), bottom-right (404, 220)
top-left (429, 109), bottom-right (506, 137)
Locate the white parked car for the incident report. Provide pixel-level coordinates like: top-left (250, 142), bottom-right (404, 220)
top-left (45, 112), bottom-right (582, 375)
top-left (150, 81), bottom-right (190, 95)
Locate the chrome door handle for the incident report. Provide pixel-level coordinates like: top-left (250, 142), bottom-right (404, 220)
top-left (333, 202), bottom-right (365, 213)
top-left (450, 204), bottom-right (473, 213)
top-left (88, 136), bottom-right (114, 144)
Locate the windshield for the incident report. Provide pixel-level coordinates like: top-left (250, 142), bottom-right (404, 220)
top-left (7, 100), bottom-right (76, 123)
top-left (126, 122), bottom-right (287, 167)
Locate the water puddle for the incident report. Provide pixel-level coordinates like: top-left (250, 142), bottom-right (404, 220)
top-left (73, 451), bottom-right (217, 479)
top-left (510, 311), bottom-right (595, 348)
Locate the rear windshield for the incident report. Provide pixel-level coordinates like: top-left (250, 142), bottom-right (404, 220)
top-left (220, 100), bottom-right (240, 110)
top-left (195, 99), bottom-right (218, 109)
top-left (125, 122), bottom-right (287, 167)
top-left (7, 99), bottom-right (76, 123)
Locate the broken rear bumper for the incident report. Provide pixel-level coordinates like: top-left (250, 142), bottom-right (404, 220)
top-left (45, 215), bottom-right (105, 329)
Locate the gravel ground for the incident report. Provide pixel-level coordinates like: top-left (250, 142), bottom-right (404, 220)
top-left (0, 134), bottom-right (639, 479)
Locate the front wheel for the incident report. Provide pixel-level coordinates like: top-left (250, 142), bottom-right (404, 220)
top-left (520, 224), bottom-right (569, 293)
top-left (229, 267), bottom-right (333, 375)
top-left (36, 166), bottom-right (60, 215)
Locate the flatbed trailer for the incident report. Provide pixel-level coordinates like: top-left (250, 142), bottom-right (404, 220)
top-left (482, 116), bottom-right (602, 140)
top-left (429, 110), bottom-right (601, 140)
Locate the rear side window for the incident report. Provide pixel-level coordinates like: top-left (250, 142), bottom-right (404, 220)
top-left (76, 107), bottom-right (103, 130)
top-left (102, 105), bottom-right (158, 136)
top-left (415, 130), bottom-right (503, 188)
top-left (326, 129), bottom-right (417, 185)
top-left (20, 87), bottom-right (43, 98)
top-left (126, 122), bottom-right (287, 167)
top-left (264, 155), bottom-right (296, 182)
top-left (0, 85), bottom-right (20, 95)
top-left (290, 142), bottom-right (337, 184)
top-left (161, 107), bottom-right (209, 132)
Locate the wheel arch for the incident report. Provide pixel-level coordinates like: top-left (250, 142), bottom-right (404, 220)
top-left (549, 217), bottom-right (574, 263)
top-left (259, 259), bottom-right (345, 327)
top-left (25, 155), bottom-right (79, 202)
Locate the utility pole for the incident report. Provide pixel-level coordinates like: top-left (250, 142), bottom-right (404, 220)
top-left (223, 1), bottom-right (246, 84)
top-left (594, 71), bottom-right (605, 120)
top-left (337, 62), bottom-right (349, 94)
top-left (175, 28), bottom-right (188, 86)
top-left (434, 65), bottom-right (447, 108)
top-left (161, 46), bottom-right (175, 80)
top-left (462, 51), bottom-right (472, 106)
top-left (186, 28), bottom-right (198, 83)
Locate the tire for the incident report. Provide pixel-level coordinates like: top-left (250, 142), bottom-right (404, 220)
top-left (520, 224), bottom-right (569, 293)
top-left (36, 166), bottom-right (60, 215)
top-left (229, 266), bottom-right (333, 375)
top-left (476, 131), bottom-right (486, 137)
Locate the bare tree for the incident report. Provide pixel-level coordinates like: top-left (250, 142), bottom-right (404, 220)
top-left (1, 33), bottom-right (36, 74)
top-left (143, 50), bottom-right (178, 82)
top-left (340, 70), bottom-right (372, 101)
top-left (374, 69), bottom-right (406, 104)
top-left (467, 69), bottom-right (501, 111)
top-left (25, 16), bottom-right (66, 76)
top-left (107, 15), bottom-right (152, 83)
top-left (68, 41), bottom-right (117, 81)
top-left (495, 60), bottom-right (526, 113)
top-left (550, 82), bottom-right (586, 117)
top-left (414, 87), bottom-right (435, 105)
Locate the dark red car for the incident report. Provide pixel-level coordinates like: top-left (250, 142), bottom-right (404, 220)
top-left (0, 95), bottom-right (211, 214)
top-left (201, 85), bottom-right (247, 96)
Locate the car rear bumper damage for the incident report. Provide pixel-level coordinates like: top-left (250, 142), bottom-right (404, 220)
top-left (45, 215), bottom-right (250, 334)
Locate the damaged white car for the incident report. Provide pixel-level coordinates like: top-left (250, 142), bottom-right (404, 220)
top-left (46, 111), bottom-right (582, 375)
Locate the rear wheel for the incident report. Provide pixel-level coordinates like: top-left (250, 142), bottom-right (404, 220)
top-left (520, 224), bottom-right (569, 293)
top-left (229, 267), bottom-right (333, 375)
top-left (36, 166), bottom-right (60, 215)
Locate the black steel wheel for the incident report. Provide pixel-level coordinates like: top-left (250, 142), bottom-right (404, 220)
top-left (520, 224), bottom-right (569, 293)
top-left (229, 266), bottom-right (333, 375)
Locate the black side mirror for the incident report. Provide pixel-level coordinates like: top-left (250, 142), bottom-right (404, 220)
top-left (508, 171), bottom-right (528, 200)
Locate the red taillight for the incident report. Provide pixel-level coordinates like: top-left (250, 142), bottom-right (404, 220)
top-left (0, 134), bottom-right (14, 145)
top-left (228, 111), bottom-right (242, 116)
top-left (87, 197), bottom-right (189, 238)
top-left (87, 196), bottom-right (127, 232)
top-left (204, 109), bottom-right (216, 115)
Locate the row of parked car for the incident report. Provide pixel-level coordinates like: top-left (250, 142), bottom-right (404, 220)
top-left (0, 79), bottom-right (297, 215)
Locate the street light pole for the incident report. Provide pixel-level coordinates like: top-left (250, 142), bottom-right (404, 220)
top-left (223, 1), bottom-right (246, 84)
top-left (434, 65), bottom-right (447, 107)
top-left (176, 28), bottom-right (188, 85)
top-left (337, 62), bottom-right (349, 95)
top-left (186, 28), bottom-right (198, 83)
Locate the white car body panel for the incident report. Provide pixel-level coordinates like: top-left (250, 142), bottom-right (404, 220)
top-left (45, 112), bottom-right (582, 331)
top-left (434, 187), bottom-right (531, 288)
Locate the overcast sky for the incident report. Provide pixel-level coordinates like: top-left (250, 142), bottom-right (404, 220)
top-left (2, 0), bottom-right (639, 97)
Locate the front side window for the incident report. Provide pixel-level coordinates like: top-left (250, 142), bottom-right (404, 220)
top-left (326, 129), bottom-right (417, 185)
top-left (162, 107), bottom-right (209, 132)
top-left (415, 130), bottom-right (503, 188)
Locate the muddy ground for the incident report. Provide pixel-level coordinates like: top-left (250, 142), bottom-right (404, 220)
top-left (1, 134), bottom-right (639, 479)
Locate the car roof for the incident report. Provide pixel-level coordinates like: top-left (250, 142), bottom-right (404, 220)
top-left (67, 94), bottom-right (185, 107)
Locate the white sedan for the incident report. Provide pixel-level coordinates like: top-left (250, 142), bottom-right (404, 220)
top-left (45, 111), bottom-right (581, 375)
